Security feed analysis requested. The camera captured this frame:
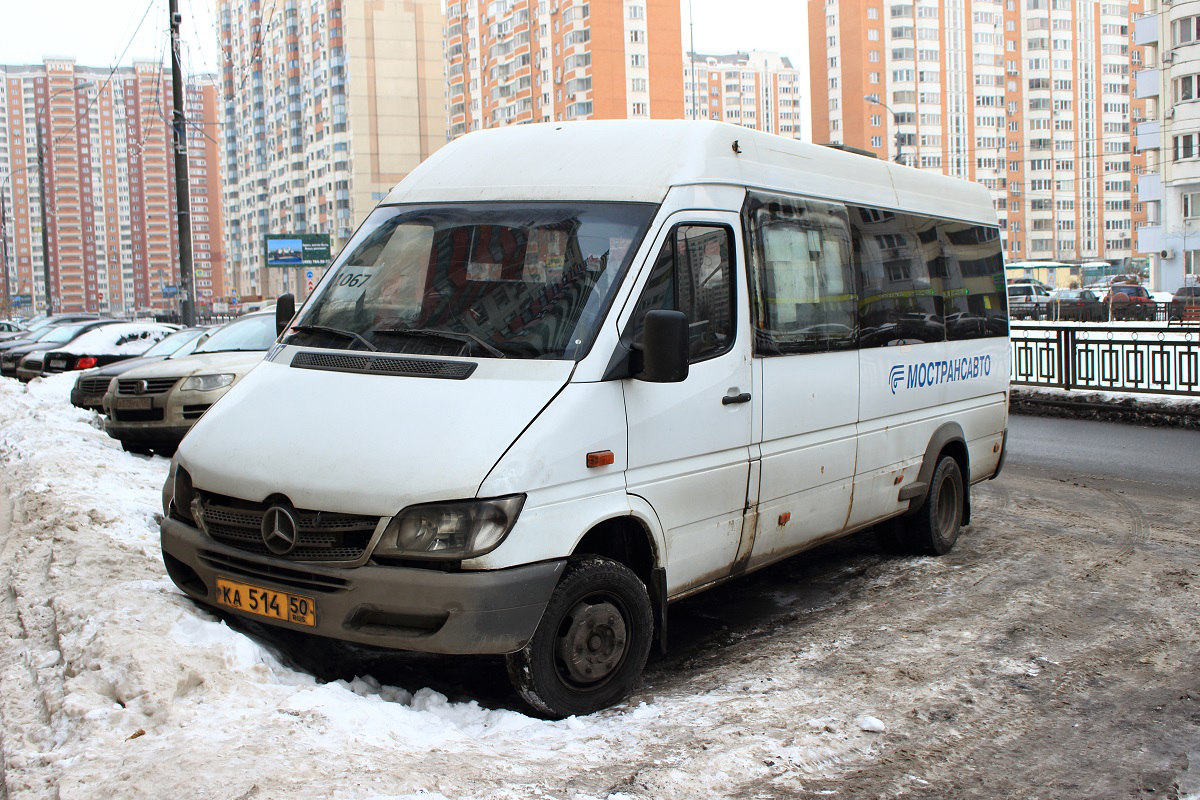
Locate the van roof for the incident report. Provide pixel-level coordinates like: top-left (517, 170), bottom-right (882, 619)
top-left (383, 120), bottom-right (996, 226)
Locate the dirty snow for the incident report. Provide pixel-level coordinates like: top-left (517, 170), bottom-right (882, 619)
top-left (0, 374), bottom-right (879, 799)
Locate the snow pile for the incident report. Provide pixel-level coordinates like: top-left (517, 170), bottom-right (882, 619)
top-left (0, 374), bottom-right (873, 799)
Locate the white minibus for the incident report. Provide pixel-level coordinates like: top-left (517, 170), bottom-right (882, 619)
top-left (160, 121), bottom-right (1009, 717)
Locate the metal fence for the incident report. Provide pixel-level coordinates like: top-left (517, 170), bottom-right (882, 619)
top-left (1009, 301), bottom-right (1199, 324)
top-left (1011, 323), bottom-right (1200, 396)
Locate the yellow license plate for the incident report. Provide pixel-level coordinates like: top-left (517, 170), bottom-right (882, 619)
top-left (215, 578), bottom-right (316, 626)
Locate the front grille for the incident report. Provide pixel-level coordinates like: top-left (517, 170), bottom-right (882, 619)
top-left (197, 549), bottom-right (352, 593)
top-left (182, 404), bottom-right (212, 420)
top-left (196, 491), bottom-right (380, 564)
top-left (113, 408), bottom-right (165, 422)
top-left (291, 351), bottom-right (477, 380)
top-left (117, 377), bottom-right (179, 395)
top-left (79, 376), bottom-right (112, 395)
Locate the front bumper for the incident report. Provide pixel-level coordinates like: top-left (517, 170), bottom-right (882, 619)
top-left (160, 515), bottom-right (565, 655)
top-left (103, 386), bottom-right (218, 449)
top-left (71, 387), bottom-right (105, 410)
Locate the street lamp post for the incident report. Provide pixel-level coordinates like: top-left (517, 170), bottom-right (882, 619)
top-left (34, 80), bottom-right (94, 316)
top-left (865, 95), bottom-right (907, 166)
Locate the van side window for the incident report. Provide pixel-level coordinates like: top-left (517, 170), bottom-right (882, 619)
top-left (850, 207), bottom-right (945, 348)
top-left (629, 224), bottom-right (735, 362)
top-left (938, 222), bottom-right (1009, 339)
top-left (744, 191), bottom-right (856, 354)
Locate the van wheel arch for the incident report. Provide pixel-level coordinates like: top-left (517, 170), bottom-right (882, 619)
top-left (572, 517), bottom-right (668, 655)
top-left (906, 424), bottom-right (971, 526)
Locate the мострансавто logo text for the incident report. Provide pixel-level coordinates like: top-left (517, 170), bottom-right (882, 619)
top-left (889, 356), bottom-right (992, 395)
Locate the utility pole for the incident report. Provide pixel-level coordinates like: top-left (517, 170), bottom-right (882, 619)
top-left (0, 187), bottom-right (10, 313)
top-left (35, 119), bottom-right (53, 314)
top-left (170, 0), bottom-right (196, 325)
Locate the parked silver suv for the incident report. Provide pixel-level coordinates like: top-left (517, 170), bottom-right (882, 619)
top-left (1007, 282), bottom-right (1052, 319)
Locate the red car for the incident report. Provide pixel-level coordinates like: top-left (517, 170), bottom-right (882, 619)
top-left (1102, 284), bottom-right (1157, 321)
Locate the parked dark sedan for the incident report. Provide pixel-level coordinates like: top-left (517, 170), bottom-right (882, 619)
top-left (71, 327), bottom-right (209, 410)
top-left (1049, 289), bottom-right (1103, 321)
top-left (0, 313), bottom-right (101, 344)
top-left (21, 321), bottom-right (177, 381)
top-left (1170, 286), bottom-right (1200, 322)
top-left (0, 320), bottom-right (119, 377)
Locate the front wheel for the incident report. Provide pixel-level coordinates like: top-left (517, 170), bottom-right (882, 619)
top-left (506, 555), bottom-right (653, 718)
top-left (899, 455), bottom-right (965, 555)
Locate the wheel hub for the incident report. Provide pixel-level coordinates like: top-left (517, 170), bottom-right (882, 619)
top-left (556, 600), bottom-right (627, 685)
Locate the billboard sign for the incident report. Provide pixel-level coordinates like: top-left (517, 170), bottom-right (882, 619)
top-left (264, 233), bottom-right (331, 268)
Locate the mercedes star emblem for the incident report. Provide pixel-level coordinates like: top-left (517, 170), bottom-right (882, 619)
top-left (261, 505), bottom-right (299, 555)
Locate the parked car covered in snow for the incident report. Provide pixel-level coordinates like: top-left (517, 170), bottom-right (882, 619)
top-left (1, 320), bottom-right (120, 378)
top-left (0, 320), bottom-right (25, 335)
top-left (71, 327), bottom-right (210, 411)
top-left (18, 322), bottom-right (178, 381)
top-left (103, 311), bottom-right (277, 454)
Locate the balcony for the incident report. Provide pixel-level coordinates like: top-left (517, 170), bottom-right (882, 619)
top-left (1137, 171), bottom-right (1163, 201)
top-left (1134, 13), bottom-right (1159, 46)
top-left (1135, 68), bottom-right (1160, 99)
top-left (1136, 120), bottom-right (1161, 151)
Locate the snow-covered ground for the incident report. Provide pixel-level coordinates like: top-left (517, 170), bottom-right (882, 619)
top-left (0, 374), bottom-right (879, 800)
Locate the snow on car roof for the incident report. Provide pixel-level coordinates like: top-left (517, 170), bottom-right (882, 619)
top-left (51, 322), bottom-right (176, 355)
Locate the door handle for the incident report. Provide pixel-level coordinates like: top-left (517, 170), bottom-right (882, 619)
top-left (722, 392), bottom-right (752, 405)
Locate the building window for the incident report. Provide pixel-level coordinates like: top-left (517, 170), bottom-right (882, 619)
top-left (1176, 133), bottom-right (1198, 162)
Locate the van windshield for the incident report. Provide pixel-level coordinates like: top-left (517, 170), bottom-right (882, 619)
top-left (287, 202), bottom-right (656, 360)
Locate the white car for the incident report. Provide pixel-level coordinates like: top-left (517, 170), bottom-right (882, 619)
top-left (102, 312), bottom-right (277, 455)
top-left (1006, 282), bottom-right (1052, 318)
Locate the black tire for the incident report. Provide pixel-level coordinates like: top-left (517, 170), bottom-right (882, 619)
top-left (506, 555), bottom-right (653, 718)
top-left (899, 455), bottom-right (965, 556)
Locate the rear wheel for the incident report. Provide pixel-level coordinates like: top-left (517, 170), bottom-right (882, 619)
top-left (898, 455), bottom-right (965, 556)
top-left (506, 555), bottom-right (653, 719)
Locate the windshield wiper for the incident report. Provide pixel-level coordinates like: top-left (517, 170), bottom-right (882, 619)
top-left (290, 324), bottom-right (378, 352)
top-left (373, 327), bottom-right (504, 359)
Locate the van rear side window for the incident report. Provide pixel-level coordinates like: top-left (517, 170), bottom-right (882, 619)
top-left (744, 191), bottom-right (1007, 353)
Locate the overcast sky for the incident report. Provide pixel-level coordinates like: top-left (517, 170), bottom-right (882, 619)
top-left (0, 0), bottom-right (810, 124)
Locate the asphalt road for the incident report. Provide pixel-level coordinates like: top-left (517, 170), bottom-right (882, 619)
top-left (1007, 413), bottom-right (1200, 488)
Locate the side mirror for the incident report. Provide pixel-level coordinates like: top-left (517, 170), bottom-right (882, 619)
top-left (638, 310), bottom-right (689, 383)
top-left (276, 293), bottom-right (296, 336)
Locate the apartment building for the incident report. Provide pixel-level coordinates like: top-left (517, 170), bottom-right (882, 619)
top-left (683, 51), bottom-right (807, 138)
top-left (444, 0), bottom-right (684, 138)
top-left (810, 0), bottom-right (1149, 273)
top-left (0, 60), bottom-right (225, 316)
top-left (218, 0), bottom-right (444, 301)
top-left (1132, 1), bottom-right (1200, 290)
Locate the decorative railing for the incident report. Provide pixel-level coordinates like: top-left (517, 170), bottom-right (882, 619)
top-left (1010, 323), bottom-right (1200, 396)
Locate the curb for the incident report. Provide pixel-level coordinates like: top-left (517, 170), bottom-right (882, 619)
top-left (1010, 388), bottom-right (1200, 430)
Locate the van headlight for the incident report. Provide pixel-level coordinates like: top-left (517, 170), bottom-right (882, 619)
top-left (375, 495), bottom-right (525, 560)
top-left (180, 373), bottom-right (234, 392)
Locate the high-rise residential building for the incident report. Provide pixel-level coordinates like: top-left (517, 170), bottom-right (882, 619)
top-left (1132, 1), bottom-right (1199, 290)
top-left (444, 0), bottom-right (684, 139)
top-left (683, 51), bottom-right (807, 138)
top-left (0, 60), bottom-right (226, 316)
top-left (218, 0), bottom-right (445, 302)
top-left (810, 0), bottom-right (1149, 274)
